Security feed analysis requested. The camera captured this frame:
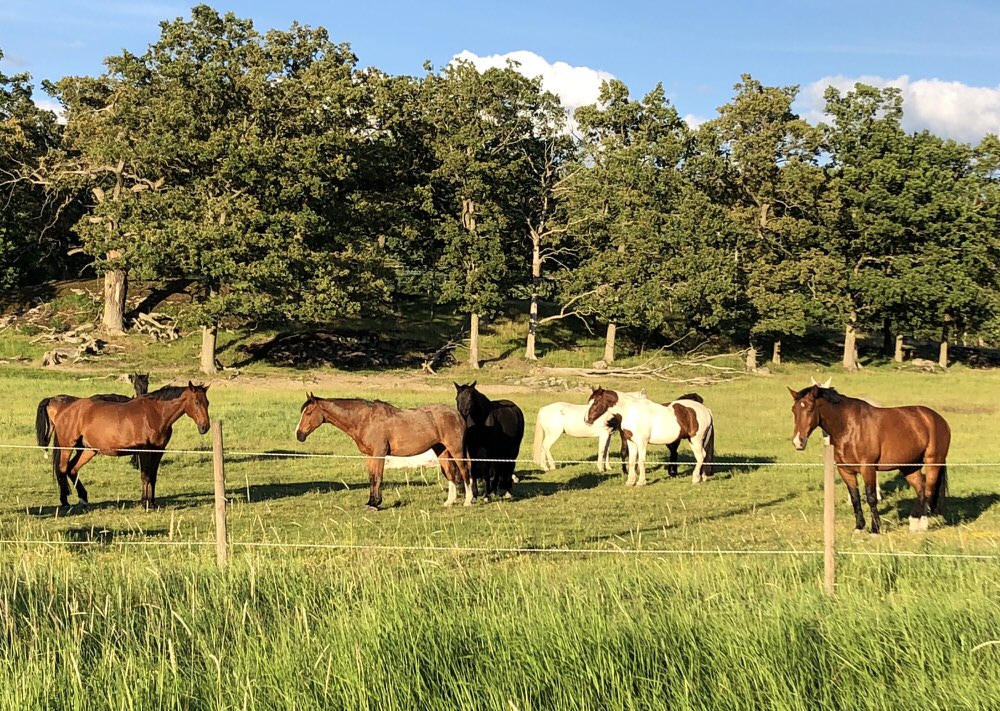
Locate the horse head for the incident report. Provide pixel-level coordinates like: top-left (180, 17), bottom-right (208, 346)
top-left (184, 381), bottom-right (211, 435)
top-left (454, 381), bottom-right (482, 422)
top-left (295, 392), bottom-right (323, 442)
top-left (787, 384), bottom-right (832, 450)
top-left (585, 386), bottom-right (618, 425)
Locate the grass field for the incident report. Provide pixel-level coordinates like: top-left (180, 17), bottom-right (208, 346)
top-left (2, 353), bottom-right (1000, 709)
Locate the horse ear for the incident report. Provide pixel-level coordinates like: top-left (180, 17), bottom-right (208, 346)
top-left (822, 377), bottom-right (832, 388)
top-left (788, 386), bottom-right (800, 400)
top-left (471, 380), bottom-right (476, 388)
top-left (187, 380), bottom-right (195, 389)
top-left (454, 383), bottom-right (460, 391)
top-left (306, 391), bottom-right (314, 401)
top-left (810, 376), bottom-right (818, 386)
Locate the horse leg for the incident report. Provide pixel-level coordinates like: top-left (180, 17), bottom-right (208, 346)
top-left (542, 430), bottom-right (561, 472)
top-left (635, 439), bottom-right (649, 487)
top-left (67, 448), bottom-right (97, 506)
top-left (143, 451), bottom-right (164, 509)
top-left (438, 452), bottom-right (458, 507)
top-left (54, 439), bottom-right (73, 508)
top-left (596, 430), bottom-right (610, 472)
top-left (840, 468), bottom-right (865, 531)
top-left (904, 468), bottom-right (927, 532)
top-left (690, 439), bottom-right (706, 484)
top-left (667, 441), bottom-right (680, 477)
top-left (861, 468), bottom-right (881, 534)
top-left (624, 440), bottom-right (638, 486)
top-left (366, 455), bottom-right (386, 510)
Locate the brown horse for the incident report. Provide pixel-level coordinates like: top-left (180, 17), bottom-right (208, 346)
top-left (295, 394), bottom-right (472, 509)
top-left (788, 384), bottom-right (950, 533)
top-left (36, 373), bottom-right (150, 470)
top-left (46, 383), bottom-right (211, 509)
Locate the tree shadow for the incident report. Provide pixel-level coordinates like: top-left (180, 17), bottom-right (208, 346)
top-left (125, 279), bottom-right (193, 320)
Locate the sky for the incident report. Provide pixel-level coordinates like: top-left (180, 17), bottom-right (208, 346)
top-left (2, 0), bottom-right (1000, 143)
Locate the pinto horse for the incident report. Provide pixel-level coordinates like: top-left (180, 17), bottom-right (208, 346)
top-left (455, 382), bottom-right (525, 501)
top-left (295, 394), bottom-right (472, 509)
top-left (586, 387), bottom-right (715, 486)
top-left (45, 382), bottom-right (210, 509)
top-left (36, 373), bottom-right (150, 470)
top-left (532, 389), bottom-right (646, 472)
top-left (788, 384), bottom-right (950, 533)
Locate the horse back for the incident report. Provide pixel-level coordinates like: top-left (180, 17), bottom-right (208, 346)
top-left (487, 400), bottom-right (525, 439)
top-left (843, 403), bottom-right (950, 468)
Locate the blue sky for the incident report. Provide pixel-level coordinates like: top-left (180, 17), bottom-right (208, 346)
top-left (2, 1), bottom-right (999, 141)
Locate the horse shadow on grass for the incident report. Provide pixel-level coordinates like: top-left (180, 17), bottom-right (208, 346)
top-left (511, 470), bottom-right (608, 500)
top-left (225, 449), bottom-right (318, 465)
top-left (887, 491), bottom-right (1000, 526)
top-left (60, 526), bottom-right (169, 545)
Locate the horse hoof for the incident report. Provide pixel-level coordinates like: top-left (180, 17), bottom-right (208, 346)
top-left (503, 491), bottom-right (513, 500)
top-left (365, 504), bottom-right (380, 512)
top-left (512, 475), bottom-right (520, 484)
top-left (464, 500), bottom-right (473, 507)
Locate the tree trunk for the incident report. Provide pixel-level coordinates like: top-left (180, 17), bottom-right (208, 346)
top-left (468, 313), bottom-right (481, 369)
top-left (894, 334), bottom-right (904, 363)
top-left (939, 322), bottom-right (949, 369)
top-left (603, 322), bottom-right (617, 364)
top-left (524, 239), bottom-right (541, 360)
top-left (200, 325), bottom-right (218, 374)
top-left (842, 319), bottom-right (858, 371)
top-left (881, 317), bottom-right (893, 357)
top-left (771, 339), bottom-right (781, 365)
top-left (102, 267), bottom-right (128, 334)
top-left (746, 342), bottom-right (758, 371)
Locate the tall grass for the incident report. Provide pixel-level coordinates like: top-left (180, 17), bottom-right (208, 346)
top-left (1, 550), bottom-right (998, 710)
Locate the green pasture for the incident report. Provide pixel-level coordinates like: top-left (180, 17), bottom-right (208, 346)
top-left (2, 362), bottom-right (1000, 709)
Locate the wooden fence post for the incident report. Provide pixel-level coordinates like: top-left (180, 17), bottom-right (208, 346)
top-left (823, 443), bottom-right (836, 596)
top-left (212, 420), bottom-right (229, 569)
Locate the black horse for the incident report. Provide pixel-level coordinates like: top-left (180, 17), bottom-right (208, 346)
top-left (455, 382), bottom-right (525, 501)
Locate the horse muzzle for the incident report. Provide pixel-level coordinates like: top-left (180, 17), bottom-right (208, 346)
top-left (792, 433), bottom-right (807, 451)
top-left (198, 423), bottom-right (210, 435)
top-left (296, 429), bottom-right (307, 443)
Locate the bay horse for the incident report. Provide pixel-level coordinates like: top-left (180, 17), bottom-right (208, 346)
top-left (455, 382), bottom-right (524, 501)
top-left (585, 387), bottom-right (715, 486)
top-left (45, 382), bottom-right (210, 509)
top-left (788, 383), bottom-right (950, 533)
top-left (36, 373), bottom-right (150, 470)
top-left (532, 389), bottom-right (646, 472)
top-left (295, 394), bottom-right (472, 509)
top-left (811, 376), bottom-right (882, 503)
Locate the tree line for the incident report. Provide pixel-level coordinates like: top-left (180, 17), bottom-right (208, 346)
top-left (2, 5), bottom-right (999, 373)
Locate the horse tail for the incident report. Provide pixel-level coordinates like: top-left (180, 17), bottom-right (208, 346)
top-left (532, 416), bottom-right (545, 469)
top-left (930, 464), bottom-right (948, 515)
top-left (129, 452), bottom-right (141, 471)
top-left (35, 398), bottom-right (54, 454)
top-left (701, 421), bottom-right (716, 477)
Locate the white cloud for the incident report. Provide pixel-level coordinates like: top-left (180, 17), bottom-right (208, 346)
top-left (451, 49), bottom-right (613, 122)
top-left (799, 75), bottom-right (1000, 143)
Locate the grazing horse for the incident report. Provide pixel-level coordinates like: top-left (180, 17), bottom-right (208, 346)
top-left (533, 389), bottom-right (647, 472)
top-left (455, 382), bottom-right (525, 501)
top-left (295, 394), bottom-right (472, 509)
top-left (36, 373), bottom-right (150, 470)
top-left (788, 384), bottom-right (950, 533)
top-left (586, 387), bottom-right (715, 486)
top-left (45, 383), bottom-right (211, 509)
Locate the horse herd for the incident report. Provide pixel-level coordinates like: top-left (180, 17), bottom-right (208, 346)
top-left (32, 377), bottom-right (951, 534)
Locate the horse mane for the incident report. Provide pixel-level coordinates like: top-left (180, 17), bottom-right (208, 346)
top-left (144, 385), bottom-right (188, 401)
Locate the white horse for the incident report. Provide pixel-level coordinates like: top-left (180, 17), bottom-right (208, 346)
top-left (811, 376), bottom-right (882, 502)
top-left (533, 389), bottom-right (646, 472)
top-left (585, 387), bottom-right (715, 486)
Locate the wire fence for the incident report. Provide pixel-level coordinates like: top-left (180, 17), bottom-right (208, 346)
top-left (2, 436), bottom-right (999, 569)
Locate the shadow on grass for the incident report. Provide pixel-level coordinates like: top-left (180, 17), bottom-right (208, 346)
top-left (60, 526), bottom-right (169, 544)
top-left (511, 469), bottom-right (608, 500)
top-left (885, 491), bottom-right (1000, 526)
